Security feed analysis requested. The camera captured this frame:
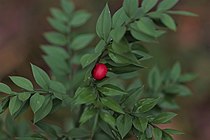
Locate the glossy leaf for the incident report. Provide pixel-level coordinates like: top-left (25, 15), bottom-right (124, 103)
top-left (100, 111), bottom-right (116, 129)
top-left (116, 115), bottom-right (132, 138)
top-left (101, 97), bottom-right (124, 114)
top-left (133, 117), bottom-right (148, 132)
top-left (98, 84), bottom-right (127, 96)
top-left (80, 108), bottom-right (96, 124)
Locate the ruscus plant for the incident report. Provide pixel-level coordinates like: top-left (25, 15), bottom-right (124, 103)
top-left (0, 0), bottom-right (197, 139)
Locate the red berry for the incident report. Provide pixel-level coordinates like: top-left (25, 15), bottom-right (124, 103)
top-left (92, 63), bottom-right (108, 80)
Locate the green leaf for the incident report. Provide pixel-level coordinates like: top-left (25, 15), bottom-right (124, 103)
top-left (99, 121), bottom-right (115, 139)
top-left (96, 4), bottom-right (112, 41)
top-left (31, 64), bottom-right (50, 90)
top-left (136, 17), bottom-right (156, 37)
top-left (71, 11), bottom-right (91, 27)
top-left (71, 34), bottom-right (95, 50)
top-left (153, 128), bottom-right (162, 140)
top-left (98, 84), bottom-right (127, 96)
top-left (108, 49), bottom-right (139, 66)
top-left (47, 17), bottom-right (67, 33)
top-left (41, 45), bottom-right (69, 60)
top-left (68, 128), bottom-right (90, 138)
top-left (34, 95), bottom-right (53, 123)
top-left (30, 93), bottom-right (45, 113)
top-left (43, 56), bottom-right (69, 75)
top-left (10, 76), bottom-right (33, 91)
top-left (178, 73), bottom-right (197, 83)
top-left (162, 133), bottom-right (173, 140)
top-left (133, 117), bottom-right (148, 132)
top-left (79, 108), bottom-right (96, 124)
top-left (130, 26), bottom-right (156, 43)
top-left (148, 67), bottom-right (162, 91)
top-left (116, 115), bottom-right (132, 138)
top-left (167, 10), bottom-right (198, 17)
top-left (0, 97), bottom-right (10, 114)
top-left (157, 0), bottom-right (179, 11)
top-left (123, 0), bottom-right (138, 18)
top-left (80, 52), bottom-right (100, 68)
top-left (152, 112), bottom-right (177, 124)
top-left (35, 121), bottom-right (61, 138)
top-left (123, 86), bottom-right (143, 110)
top-left (61, 0), bottom-right (74, 14)
top-left (44, 32), bottom-right (67, 46)
top-left (95, 40), bottom-right (106, 53)
top-left (49, 80), bottom-right (66, 100)
top-left (161, 14), bottom-right (176, 31)
top-left (101, 97), bottom-right (124, 114)
top-left (164, 84), bottom-right (191, 96)
top-left (112, 8), bottom-right (128, 28)
top-left (111, 39), bottom-right (131, 54)
top-left (146, 125), bottom-right (153, 138)
top-left (110, 64), bottom-right (142, 74)
top-left (74, 87), bottom-right (96, 105)
top-left (170, 62), bottom-right (181, 82)
top-left (100, 111), bottom-right (116, 129)
top-left (137, 98), bottom-right (160, 113)
top-left (18, 92), bottom-right (31, 102)
top-left (142, 0), bottom-right (158, 13)
top-left (0, 83), bottom-right (12, 94)
top-left (110, 26), bottom-right (126, 42)
top-left (50, 8), bottom-right (68, 22)
top-left (164, 129), bottom-right (184, 135)
top-left (9, 96), bottom-right (22, 115)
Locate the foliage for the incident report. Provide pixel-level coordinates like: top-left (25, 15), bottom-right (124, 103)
top-left (0, 0), bottom-right (197, 139)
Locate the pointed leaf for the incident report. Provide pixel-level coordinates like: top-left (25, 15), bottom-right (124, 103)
top-left (116, 115), bottom-right (132, 138)
top-left (31, 64), bottom-right (50, 90)
top-left (101, 97), bottom-right (124, 114)
top-left (71, 34), bottom-right (95, 50)
top-left (10, 76), bottom-right (33, 91)
top-left (9, 96), bottom-right (22, 115)
top-left (152, 112), bottom-right (177, 124)
top-left (30, 93), bottom-right (45, 113)
top-left (96, 4), bottom-right (112, 41)
top-left (71, 11), bottom-right (91, 27)
top-left (157, 0), bottom-right (179, 11)
top-left (0, 83), bottom-right (12, 94)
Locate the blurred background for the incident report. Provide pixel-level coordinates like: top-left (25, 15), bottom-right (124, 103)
top-left (0, 0), bottom-right (209, 139)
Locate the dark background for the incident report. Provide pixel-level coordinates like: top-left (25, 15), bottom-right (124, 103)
top-left (0, 0), bottom-right (209, 139)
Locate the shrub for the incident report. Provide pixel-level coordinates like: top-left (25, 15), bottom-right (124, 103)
top-left (0, 0), bottom-right (197, 139)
